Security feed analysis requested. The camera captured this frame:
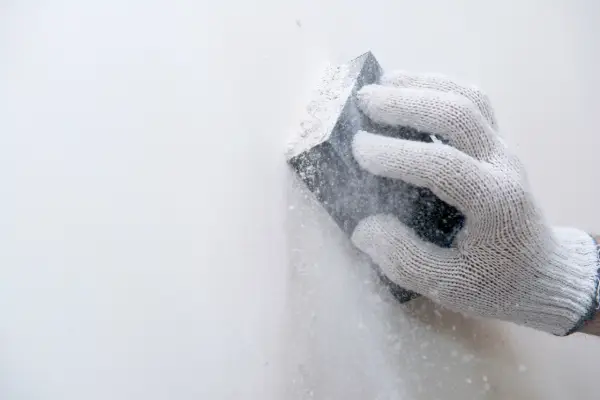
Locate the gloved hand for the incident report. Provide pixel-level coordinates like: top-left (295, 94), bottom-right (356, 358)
top-left (351, 71), bottom-right (600, 335)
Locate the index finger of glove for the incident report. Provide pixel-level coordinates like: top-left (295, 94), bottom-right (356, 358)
top-left (353, 131), bottom-right (493, 214)
top-left (356, 85), bottom-right (499, 161)
top-left (380, 71), bottom-right (498, 130)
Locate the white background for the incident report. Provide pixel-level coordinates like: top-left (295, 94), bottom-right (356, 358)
top-left (2, 0), bottom-right (600, 399)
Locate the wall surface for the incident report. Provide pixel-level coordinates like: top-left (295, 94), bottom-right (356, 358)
top-left (2, 1), bottom-right (600, 399)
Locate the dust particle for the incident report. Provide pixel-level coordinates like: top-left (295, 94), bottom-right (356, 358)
top-left (518, 364), bottom-right (527, 372)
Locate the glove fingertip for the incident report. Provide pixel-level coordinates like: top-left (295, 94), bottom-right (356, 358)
top-left (350, 214), bottom-right (402, 261)
top-left (355, 84), bottom-right (379, 113)
top-left (380, 70), bottom-right (413, 87)
top-left (352, 130), bottom-right (425, 179)
top-left (351, 130), bottom-right (390, 176)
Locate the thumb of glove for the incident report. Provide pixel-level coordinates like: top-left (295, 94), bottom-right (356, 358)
top-left (351, 213), bottom-right (462, 300)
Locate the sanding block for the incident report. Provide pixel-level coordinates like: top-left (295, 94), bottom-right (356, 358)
top-left (286, 52), bottom-right (464, 302)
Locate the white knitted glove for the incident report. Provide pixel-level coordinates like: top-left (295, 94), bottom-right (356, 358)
top-left (351, 71), bottom-right (600, 335)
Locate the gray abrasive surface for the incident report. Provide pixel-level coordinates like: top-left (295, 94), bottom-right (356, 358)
top-left (287, 52), bottom-right (464, 302)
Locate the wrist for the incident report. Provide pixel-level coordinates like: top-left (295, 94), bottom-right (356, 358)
top-left (579, 311), bottom-right (600, 335)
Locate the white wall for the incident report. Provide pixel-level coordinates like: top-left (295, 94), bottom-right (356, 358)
top-left (1, 1), bottom-right (600, 399)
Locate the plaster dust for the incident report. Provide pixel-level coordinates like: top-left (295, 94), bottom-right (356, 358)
top-left (282, 171), bottom-right (536, 399)
top-left (2, 0), bottom-right (600, 399)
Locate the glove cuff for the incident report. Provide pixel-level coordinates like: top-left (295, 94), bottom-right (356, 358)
top-left (562, 234), bottom-right (600, 335)
top-left (526, 228), bottom-right (600, 335)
